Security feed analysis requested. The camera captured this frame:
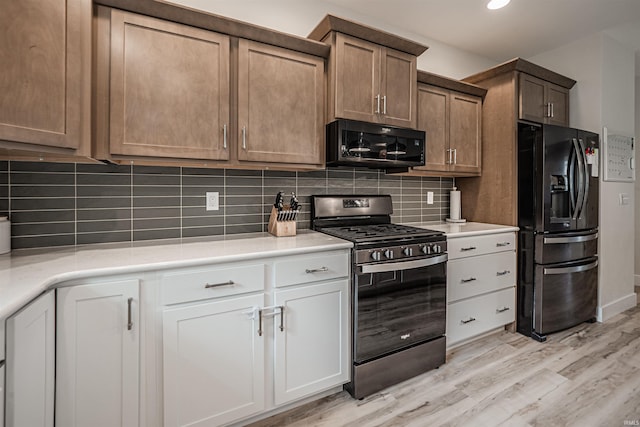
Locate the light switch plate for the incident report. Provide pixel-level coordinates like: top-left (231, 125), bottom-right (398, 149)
top-left (206, 192), bottom-right (219, 211)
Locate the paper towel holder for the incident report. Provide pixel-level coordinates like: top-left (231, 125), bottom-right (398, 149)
top-left (446, 186), bottom-right (467, 223)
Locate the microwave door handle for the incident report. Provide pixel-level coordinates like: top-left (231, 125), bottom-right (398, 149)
top-left (578, 138), bottom-right (590, 219)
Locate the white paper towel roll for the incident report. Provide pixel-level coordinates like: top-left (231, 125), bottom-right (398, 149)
top-left (449, 188), bottom-right (461, 220)
top-left (0, 216), bottom-right (10, 254)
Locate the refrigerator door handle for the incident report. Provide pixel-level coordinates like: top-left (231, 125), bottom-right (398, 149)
top-left (543, 260), bottom-right (598, 275)
top-left (571, 138), bottom-right (586, 221)
top-left (568, 141), bottom-right (577, 217)
top-left (577, 138), bottom-right (590, 219)
top-left (543, 232), bottom-right (598, 244)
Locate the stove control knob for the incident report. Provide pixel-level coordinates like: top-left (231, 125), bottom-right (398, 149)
top-left (371, 251), bottom-right (382, 261)
top-left (384, 249), bottom-right (394, 259)
top-left (433, 244), bottom-right (441, 254)
top-left (403, 247), bottom-right (413, 257)
top-left (421, 245), bottom-right (431, 255)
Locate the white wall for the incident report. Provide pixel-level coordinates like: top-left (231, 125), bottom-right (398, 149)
top-left (530, 33), bottom-right (637, 321)
top-left (166, 0), bottom-right (496, 78)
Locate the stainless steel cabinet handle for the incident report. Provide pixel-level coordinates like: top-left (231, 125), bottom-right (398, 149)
top-left (496, 307), bottom-right (510, 313)
top-left (496, 270), bottom-right (510, 276)
top-left (460, 246), bottom-right (477, 252)
top-left (453, 148), bottom-right (457, 165)
top-left (279, 306), bottom-right (285, 332)
top-left (461, 277), bottom-right (477, 283)
top-left (242, 126), bottom-right (247, 150)
top-left (447, 149), bottom-right (452, 165)
top-left (546, 102), bottom-right (552, 118)
top-left (305, 267), bottom-right (328, 273)
top-left (258, 309), bottom-right (263, 336)
top-left (127, 297), bottom-right (133, 331)
top-left (382, 95), bottom-right (387, 114)
top-left (223, 124), bottom-right (227, 149)
top-left (550, 102), bottom-right (554, 118)
top-left (205, 280), bottom-right (235, 289)
top-left (461, 317), bottom-right (476, 324)
top-left (496, 242), bottom-right (511, 247)
top-left (375, 94), bottom-right (381, 114)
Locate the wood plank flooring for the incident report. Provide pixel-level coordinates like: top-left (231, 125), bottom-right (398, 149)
top-left (248, 304), bottom-right (640, 427)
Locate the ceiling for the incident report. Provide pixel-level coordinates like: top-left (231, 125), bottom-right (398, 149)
top-left (324, 0), bottom-right (640, 72)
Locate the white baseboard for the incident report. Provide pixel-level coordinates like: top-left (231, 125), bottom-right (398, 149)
top-left (597, 292), bottom-right (638, 322)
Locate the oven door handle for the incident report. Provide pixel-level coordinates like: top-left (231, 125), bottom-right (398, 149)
top-left (359, 254), bottom-right (448, 274)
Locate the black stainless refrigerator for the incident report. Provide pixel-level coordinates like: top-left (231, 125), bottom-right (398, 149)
top-left (518, 122), bottom-right (599, 342)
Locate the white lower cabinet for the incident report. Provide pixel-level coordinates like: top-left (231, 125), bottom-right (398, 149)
top-left (162, 293), bottom-right (266, 427)
top-left (273, 279), bottom-right (349, 406)
top-left (5, 291), bottom-right (55, 427)
top-left (446, 231), bottom-right (517, 347)
top-left (56, 280), bottom-right (140, 427)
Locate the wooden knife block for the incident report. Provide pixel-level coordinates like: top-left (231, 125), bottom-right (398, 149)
top-left (268, 206), bottom-right (297, 237)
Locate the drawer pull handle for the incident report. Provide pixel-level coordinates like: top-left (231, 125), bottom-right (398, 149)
top-left (305, 267), bottom-right (328, 274)
top-left (461, 277), bottom-right (477, 283)
top-left (279, 306), bottom-right (285, 332)
top-left (461, 317), bottom-right (476, 324)
top-left (496, 270), bottom-right (511, 276)
top-left (205, 280), bottom-right (235, 289)
top-left (258, 309), bottom-right (263, 336)
top-left (496, 242), bottom-right (511, 247)
top-left (460, 246), bottom-right (477, 252)
top-left (496, 307), bottom-right (511, 313)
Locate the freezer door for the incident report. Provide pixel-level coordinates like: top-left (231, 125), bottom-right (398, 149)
top-left (534, 257), bottom-right (598, 335)
top-left (535, 230), bottom-right (598, 264)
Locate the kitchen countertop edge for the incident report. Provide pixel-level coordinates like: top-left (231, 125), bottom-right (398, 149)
top-left (405, 221), bottom-right (519, 237)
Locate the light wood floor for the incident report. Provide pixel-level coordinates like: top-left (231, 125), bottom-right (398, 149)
top-left (248, 304), bottom-right (640, 427)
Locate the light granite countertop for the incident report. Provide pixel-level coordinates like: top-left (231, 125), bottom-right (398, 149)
top-left (405, 221), bottom-right (519, 237)
top-left (0, 230), bottom-right (352, 321)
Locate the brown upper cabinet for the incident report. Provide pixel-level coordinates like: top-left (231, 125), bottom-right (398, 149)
top-left (519, 74), bottom-right (570, 126)
top-left (411, 72), bottom-right (486, 176)
top-left (94, 2), bottom-right (328, 170)
top-left (309, 15), bottom-right (428, 129)
top-left (456, 58), bottom-right (576, 226)
top-left (0, 0), bottom-right (91, 156)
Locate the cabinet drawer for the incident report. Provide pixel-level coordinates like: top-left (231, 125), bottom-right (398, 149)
top-left (448, 251), bottom-right (516, 302)
top-left (447, 232), bottom-right (516, 259)
top-left (161, 263), bottom-right (265, 305)
top-left (447, 287), bottom-right (515, 345)
top-left (274, 251), bottom-right (349, 288)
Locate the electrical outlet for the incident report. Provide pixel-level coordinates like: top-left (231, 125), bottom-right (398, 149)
top-left (206, 192), bottom-right (219, 211)
top-left (427, 191), bottom-right (434, 205)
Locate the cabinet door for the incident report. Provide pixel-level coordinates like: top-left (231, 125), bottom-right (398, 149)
top-left (5, 291), bottom-right (55, 427)
top-left (163, 294), bottom-right (265, 427)
top-left (519, 73), bottom-right (547, 123)
top-left (109, 10), bottom-right (230, 160)
top-left (333, 33), bottom-right (380, 123)
top-left (380, 47), bottom-right (417, 128)
top-left (0, 0), bottom-right (89, 151)
top-left (546, 83), bottom-right (570, 126)
top-left (273, 280), bottom-right (349, 406)
top-left (449, 92), bottom-right (482, 174)
top-left (237, 40), bottom-right (324, 165)
top-left (56, 280), bottom-right (140, 427)
top-left (415, 84), bottom-right (449, 172)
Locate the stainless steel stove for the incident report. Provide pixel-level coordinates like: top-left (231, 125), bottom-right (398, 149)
top-left (311, 195), bottom-right (447, 399)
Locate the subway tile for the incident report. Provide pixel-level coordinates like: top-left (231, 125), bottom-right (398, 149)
top-left (264, 170), bottom-right (295, 178)
top-left (9, 172), bottom-right (74, 185)
top-left (0, 161), bottom-right (8, 171)
top-left (181, 167), bottom-right (224, 176)
top-left (77, 220), bottom-right (131, 233)
top-left (224, 195), bottom-right (262, 206)
top-left (263, 176), bottom-right (297, 188)
top-left (133, 186), bottom-right (179, 197)
top-left (11, 197), bottom-right (75, 211)
top-left (402, 214), bottom-right (422, 223)
top-left (181, 206), bottom-right (225, 217)
top-left (225, 223), bottom-right (262, 235)
top-left (182, 216), bottom-right (224, 228)
top-left (225, 186), bottom-right (262, 197)
top-left (10, 161), bottom-right (74, 173)
top-left (76, 163), bottom-right (131, 174)
top-left (133, 218), bottom-right (180, 230)
top-left (11, 185), bottom-right (75, 198)
top-left (182, 226), bottom-right (224, 238)
top-left (134, 207), bottom-right (181, 219)
top-left (77, 231), bottom-right (132, 245)
top-left (225, 175), bottom-right (262, 187)
top-left (12, 221), bottom-right (75, 236)
top-left (182, 186), bottom-right (223, 197)
top-left (133, 165), bottom-right (180, 175)
top-left (226, 169), bottom-right (261, 177)
top-left (77, 208), bottom-right (131, 221)
top-left (11, 234), bottom-right (75, 249)
top-left (77, 185), bottom-right (131, 198)
top-left (10, 210), bottom-right (75, 223)
top-left (77, 197), bottom-right (131, 209)
top-left (225, 214), bottom-right (262, 225)
top-left (133, 228), bottom-right (181, 241)
top-left (77, 173), bottom-right (131, 186)
top-left (133, 174), bottom-right (180, 186)
top-left (134, 196), bottom-right (180, 208)
top-left (182, 175), bottom-right (224, 187)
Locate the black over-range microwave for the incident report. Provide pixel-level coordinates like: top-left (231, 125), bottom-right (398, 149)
top-left (326, 119), bottom-right (425, 171)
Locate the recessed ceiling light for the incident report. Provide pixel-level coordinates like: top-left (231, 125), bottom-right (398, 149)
top-left (487, 0), bottom-right (510, 9)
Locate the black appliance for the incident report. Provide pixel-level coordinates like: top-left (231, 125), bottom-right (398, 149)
top-left (311, 194), bottom-right (446, 399)
top-left (518, 122), bottom-right (599, 342)
top-left (326, 119), bottom-right (425, 171)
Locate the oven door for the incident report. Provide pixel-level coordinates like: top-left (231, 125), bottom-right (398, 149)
top-left (354, 255), bottom-right (447, 364)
